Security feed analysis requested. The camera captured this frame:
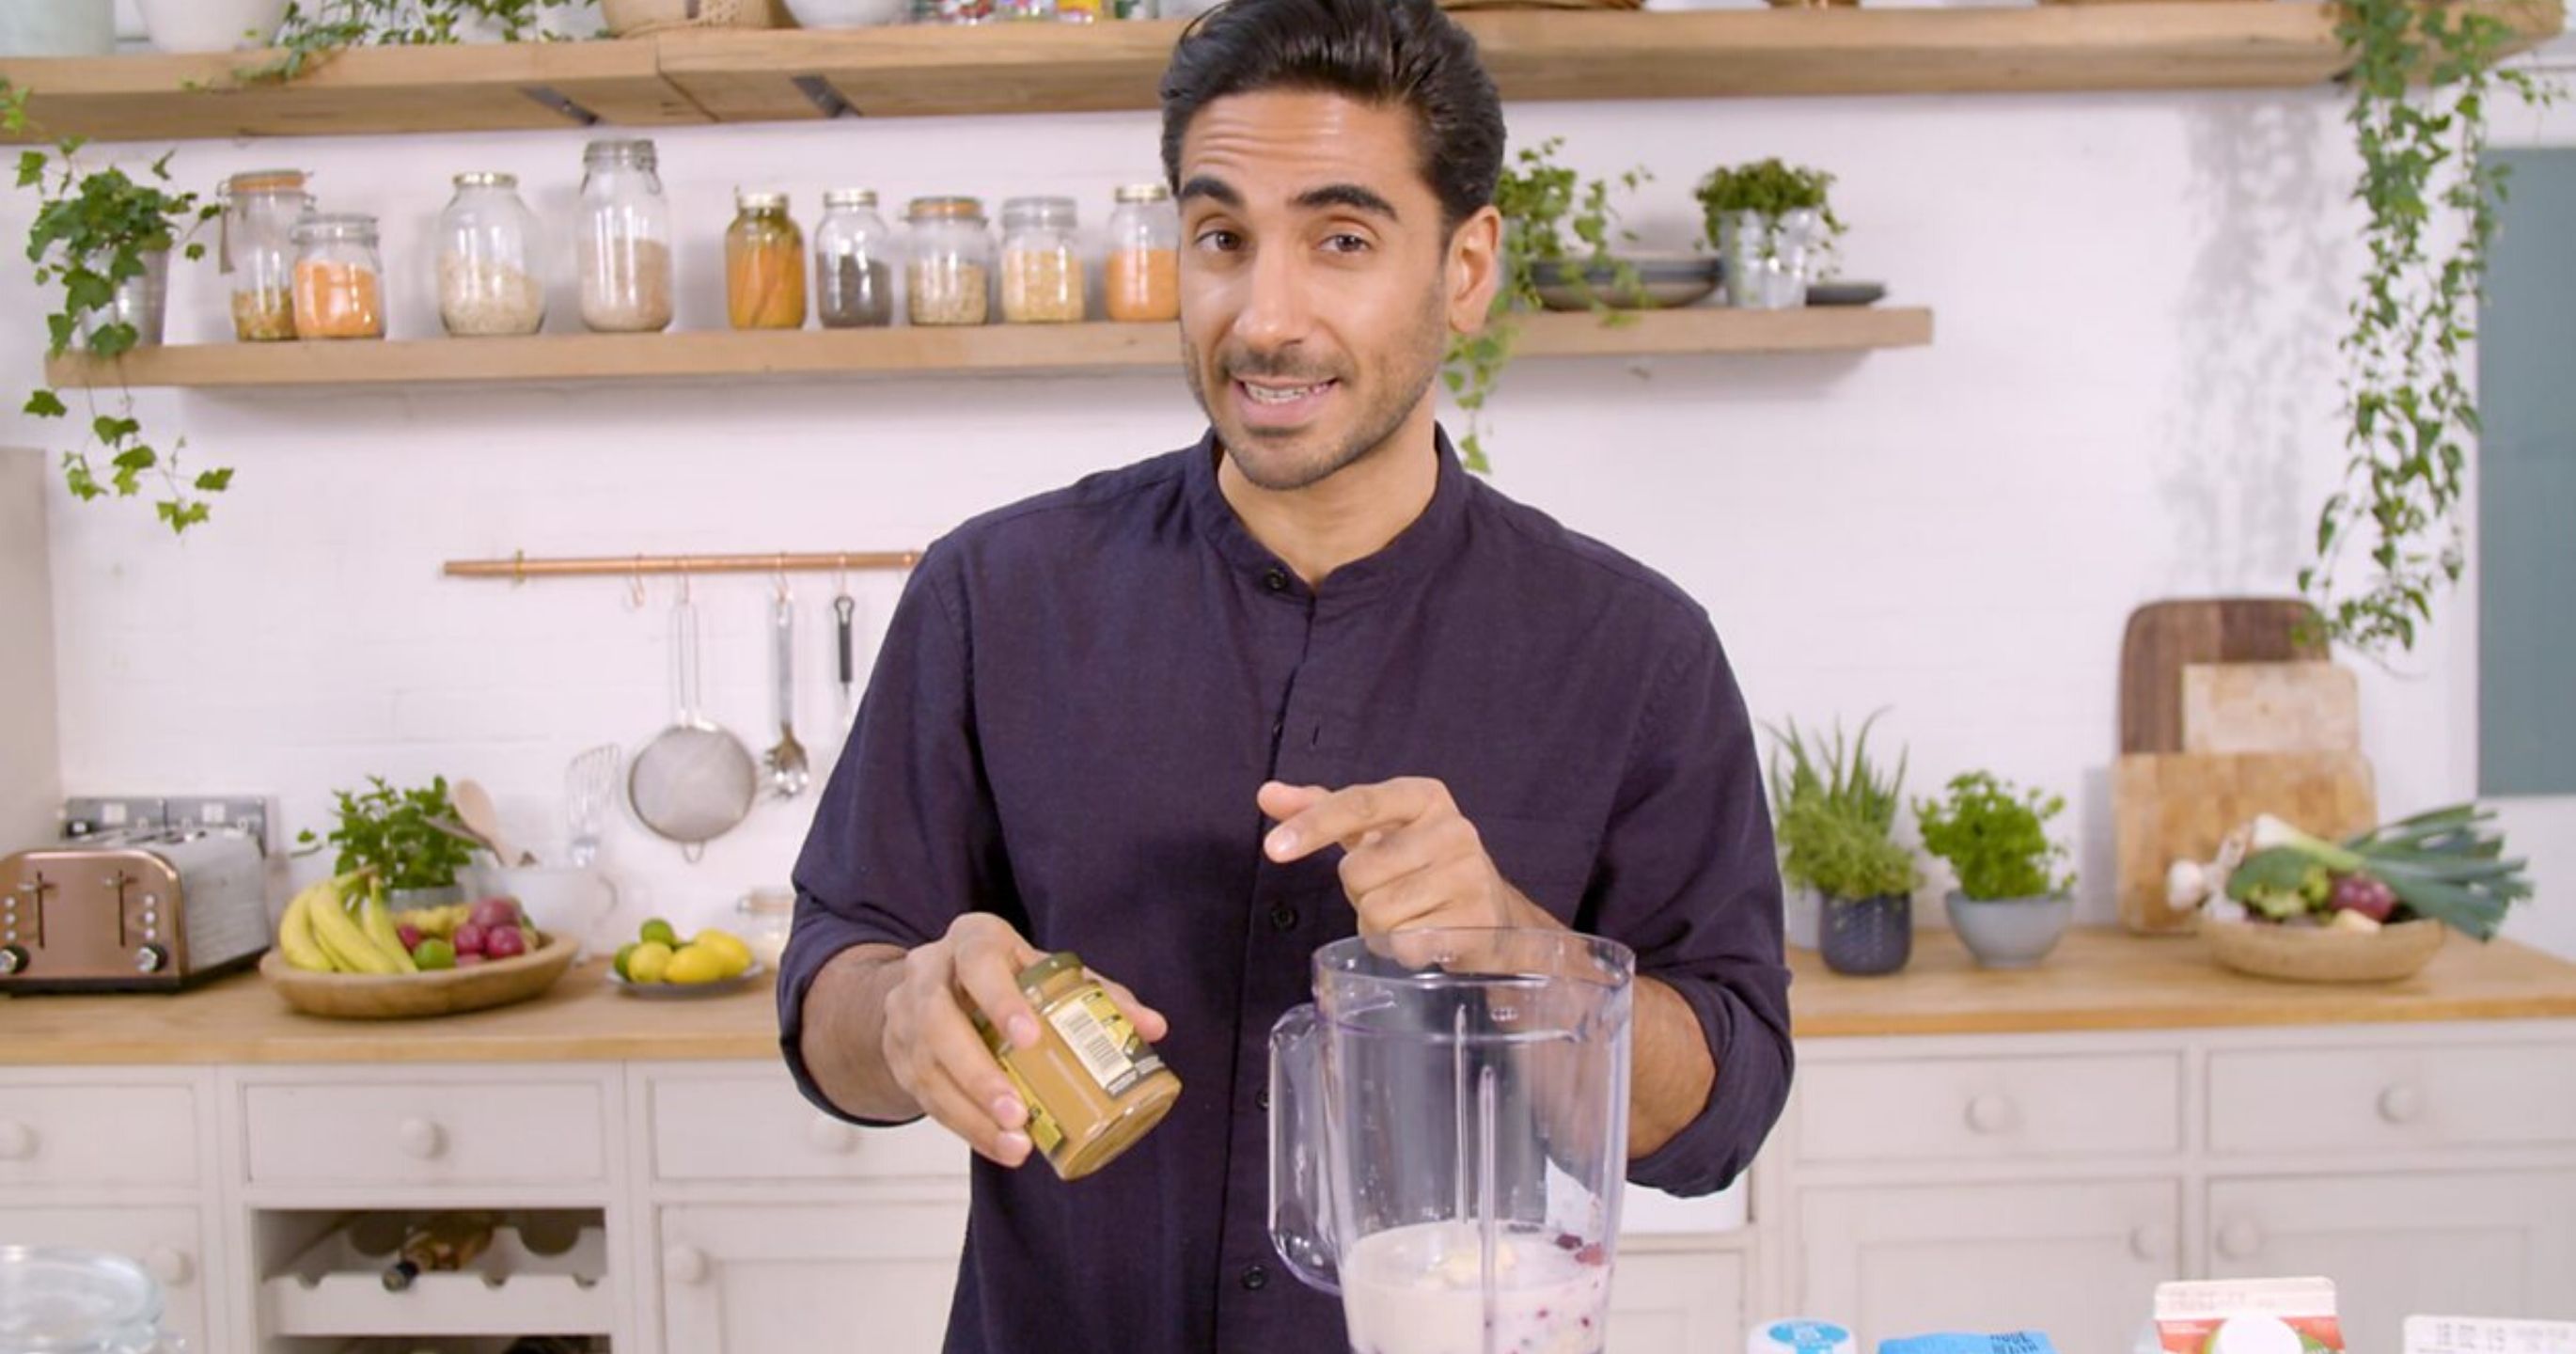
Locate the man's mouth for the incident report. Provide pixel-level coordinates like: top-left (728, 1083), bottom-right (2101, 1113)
top-left (1232, 376), bottom-right (1339, 427)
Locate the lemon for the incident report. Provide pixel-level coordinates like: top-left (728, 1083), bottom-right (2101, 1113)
top-left (665, 944), bottom-right (728, 985)
top-left (611, 942), bottom-right (638, 981)
top-left (626, 940), bottom-right (675, 984)
top-left (639, 918), bottom-right (680, 948)
top-left (693, 929), bottom-right (753, 977)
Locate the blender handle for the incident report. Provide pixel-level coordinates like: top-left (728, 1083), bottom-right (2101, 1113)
top-left (1268, 1003), bottom-right (1342, 1295)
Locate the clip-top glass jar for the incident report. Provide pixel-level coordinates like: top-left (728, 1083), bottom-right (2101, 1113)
top-left (904, 196), bottom-right (994, 327)
top-left (291, 213), bottom-right (385, 341)
top-left (726, 190), bottom-right (807, 331)
top-left (1105, 182), bottom-right (1179, 323)
top-left (578, 138), bottom-right (674, 334)
top-left (972, 952), bottom-right (1181, 1180)
top-left (999, 196), bottom-right (1085, 323)
top-left (0, 1246), bottom-right (189, 1353)
top-left (438, 171), bottom-right (544, 338)
top-left (732, 887), bottom-right (794, 970)
top-left (217, 168), bottom-right (310, 342)
top-left (813, 189), bottom-right (894, 329)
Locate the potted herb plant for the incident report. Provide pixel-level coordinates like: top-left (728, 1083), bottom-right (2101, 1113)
top-left (1769, 715), bottom-right (1916, 976)
top-left (298, 776), bottom-right (480, 907)
top-left (1917, 771), bottom-right (2077, 968)
top-left (1694, 157), bottom-right (1845, 311)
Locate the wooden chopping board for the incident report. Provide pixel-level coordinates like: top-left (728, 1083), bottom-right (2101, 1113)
top-left (2119, 599), bottom-right (2328, 754)
top-left (2181, 660), bottom-right (2361, 755)
top-left (2113, 750), bottom-right (2378, 934)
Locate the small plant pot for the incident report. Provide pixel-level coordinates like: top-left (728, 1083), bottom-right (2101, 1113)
top-left (1946, 890), bottom-right (2074, 968)
top-left (66, 248), bottom-right (171, 352)
top-left (1820, 892), bottom-right (1911, 976)
top-left (1718, 209), bottom-right (1820, 310)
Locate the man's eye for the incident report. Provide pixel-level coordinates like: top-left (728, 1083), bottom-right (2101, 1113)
top-left (1324, 234), bottom-right (1371, 254)
top-left (1196, 229), bottom-right (1242, 252)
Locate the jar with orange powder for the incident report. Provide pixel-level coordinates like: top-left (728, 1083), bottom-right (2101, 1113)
top-left (1105, 182), bottom-right (1179, 323)
top-left (291, 213), bottom-right (385, 340)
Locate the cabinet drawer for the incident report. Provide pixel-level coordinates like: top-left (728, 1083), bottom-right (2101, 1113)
top-left (2208, 1043), bottom-right (2576, 1156)
top-left (0, 1083), bottom-right (199, 1189)
top-left (1798, 1054), bottom-right (2182, 1164)
top-left (243, 1079), bottom-right (607, 1188)
top-left (648, 1068), bottom-right (967, 1185)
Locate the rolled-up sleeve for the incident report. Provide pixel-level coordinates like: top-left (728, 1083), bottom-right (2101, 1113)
top-left (1588, 622), bottom-right (1793, 1197)
top-left (778, 544), bottom-right (1014, 1125)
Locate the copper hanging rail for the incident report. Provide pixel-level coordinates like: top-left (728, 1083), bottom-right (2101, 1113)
top-left (442, 549), bottom-right (923, 582)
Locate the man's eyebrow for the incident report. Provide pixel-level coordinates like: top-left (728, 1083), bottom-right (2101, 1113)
top-left (1176, 176), bottom-right (1241, 208)
top-left (1295, 183), bottom-right (1399, 222)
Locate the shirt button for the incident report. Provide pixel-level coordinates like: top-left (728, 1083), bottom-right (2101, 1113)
top-left (1269, 904), bottom-right (1298, 932)
top-left (1241, 1264), bottom-right (1269, 1291)
top-left (1256, 1087), bottom-right (1272, 1112)
top-left (1263, 568), bottom-right (1290, 593)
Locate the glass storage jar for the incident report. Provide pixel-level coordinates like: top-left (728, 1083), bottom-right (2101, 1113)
top-left (1104, 181), bottom-right (1179, 323)
top-left (813, 189), bottom-right (894, 329)
top-left (725, 190), bottom-right (808, 331)
top-left (437, 171), bottom-right (545, 338)
top-left (733, 888), bottom-right (795, 971)
top-left (999, 196), bottom-right (1084, 323)
top-left (0, 1246), bottom-right (188, 1353)
top-left (217, 168), bottom-right (311, 342)
top-left (904, 196), bottom-right (994, 327)
top-left (577, 138), bottom-right (674, 334)
top-left (291, 213), bottom-right (385, 340)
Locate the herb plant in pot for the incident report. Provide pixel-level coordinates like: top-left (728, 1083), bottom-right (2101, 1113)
top-left (1770, 716), bottom-right (1916, 976)
top-left (298, 776), bottom-right (480, 908)
top-left (1917, 771), bottom-right (2077, 968)
top-left (1694, 158), bottom-right (1845, 311)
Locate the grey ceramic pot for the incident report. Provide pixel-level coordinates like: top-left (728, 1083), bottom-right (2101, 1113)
top-left (1819, 891), bottom-right (1911, 976)
top-left (1946, 890), bottom-right (2074, 968)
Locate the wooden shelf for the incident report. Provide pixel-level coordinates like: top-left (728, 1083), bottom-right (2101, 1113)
top-left (43, 307), bottom-right (1933, 390)
top-left (2, 2), bottom-right (2560, 144)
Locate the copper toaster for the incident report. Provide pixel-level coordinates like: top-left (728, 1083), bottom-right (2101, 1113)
top-left (0, 830), bottom-right (269, 992)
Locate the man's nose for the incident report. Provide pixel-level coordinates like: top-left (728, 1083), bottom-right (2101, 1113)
top-left (1231, 244), bottom-right (1313, 353)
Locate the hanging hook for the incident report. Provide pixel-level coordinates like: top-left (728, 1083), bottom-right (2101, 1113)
top-left (624, 555), bottom-right (648, 611)
top-left (833, 553), bottom-right (850, 601)
top-left (774, 552), bottom-right (793, 605)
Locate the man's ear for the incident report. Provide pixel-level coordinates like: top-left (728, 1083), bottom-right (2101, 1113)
top-left (1446, 204), bottom-right (1503, 335)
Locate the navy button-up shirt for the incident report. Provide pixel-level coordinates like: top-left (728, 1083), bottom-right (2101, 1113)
top-left (781, 432), bottom-right (1792, 1354)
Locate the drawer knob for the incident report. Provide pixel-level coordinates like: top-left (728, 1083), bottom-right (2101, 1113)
top-left (665, 1244), bottom-right (711, 1285)
top-left (2378, 1083), bottom-right (2426, 1125)
top-left (2128, 1224), bottom-right (2173, 1264)
top-left (2216, 1220), bottom-right (2263, 1262)
top-left (0, 1120), bottom-right (35, 1160)
top-left (1965, 1094), bottom-right (2018, 1135)
top-left (807, 1115), bottom-right (860, 1155)
top-left (396, 1117), bottom-right (448, 1160)
top-left (146, 1246), bottom-right (193, 1287)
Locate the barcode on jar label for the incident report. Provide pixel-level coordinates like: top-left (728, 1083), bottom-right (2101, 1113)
top-left (1052, 991), bottom-right (1164, 1098)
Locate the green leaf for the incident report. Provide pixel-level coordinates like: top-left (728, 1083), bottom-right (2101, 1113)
top-left (92, 415), bottom-right (141, 445)
top-left (16, 150), bottom-right (46, 189)
top-left (24, 389), bottom-right (68, 418)
top-left (193, 466), bottom-right (234, 493)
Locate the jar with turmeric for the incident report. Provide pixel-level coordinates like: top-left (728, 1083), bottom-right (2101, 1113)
top-left (975, 952), bottom-right (1181, 1180)
top-left (726, 190), bottom-right (808, 330)
top-left (1105, 182), bottom-right (1179, 323)
top-left (291, 213), bottom-right (385, 340)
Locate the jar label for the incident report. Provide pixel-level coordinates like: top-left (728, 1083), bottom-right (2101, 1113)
top-left (997, 1058), bottom-right (1066, 1155)
top-left (1053, 990), bottom-right (1164, 1098)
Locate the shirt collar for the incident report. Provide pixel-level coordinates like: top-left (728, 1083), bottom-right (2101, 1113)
top-left (1183, 426), bottom-right (1472, 602)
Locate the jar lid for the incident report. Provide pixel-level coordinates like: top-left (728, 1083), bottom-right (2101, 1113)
top-left (292, 213), bottom-right (379, 244)
top-left (1001, 196), bottom-right (1078, 228)
top-left (904, 196), bottom-right (985, 222)
top-left (0, 1246), bottom-right (165, 1351)
top-left (453, 171), bottom-right (518, 190)
top-left (735, 189), bottom-right (791, 213)
top-left (823, 189), bottom-right (879, 210)
top-left (583, 137), bottom-right (658, 169)
top-left (223, 168), bottom-right (309, 197)
top-left (1114, 182), bottom-right (1170, 204)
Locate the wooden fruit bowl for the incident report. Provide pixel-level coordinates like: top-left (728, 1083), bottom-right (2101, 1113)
top-left (2204, 917), bottom-right (2447, 984)
top-left (260, 932), bottom-right (578, 1019)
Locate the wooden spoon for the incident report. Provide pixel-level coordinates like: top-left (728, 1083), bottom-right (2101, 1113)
top-left (452, 779), bottom-right (534, 868)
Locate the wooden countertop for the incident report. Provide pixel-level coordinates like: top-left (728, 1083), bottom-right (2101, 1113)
top-left (3, 930), bottom-right (2571, 1066)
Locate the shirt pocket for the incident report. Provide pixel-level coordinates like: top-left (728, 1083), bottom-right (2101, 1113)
top-left (1477, 814), bottom-right (1600, 920)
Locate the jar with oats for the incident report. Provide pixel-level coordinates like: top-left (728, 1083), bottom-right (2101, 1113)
top-left (1105, 181), bottom-right (1179, 323)
top-left (999, 196), bottom-right (1085, 323)
top-left (904, 196), bottom-right (994, 327)
top-left (218, 168), bottom-right (311, 341)
top-left (577, 138), bottom-right (675, 333)
top-left (437, 172), bottom-right (545, 338)
top-left (725, 190), bottom-right (807, 330)
top-left (291, 213), bottom-right (385, 340)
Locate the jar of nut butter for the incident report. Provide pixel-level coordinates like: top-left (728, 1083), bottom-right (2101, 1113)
top-left (975, 952), bottom-right (1180, 1180)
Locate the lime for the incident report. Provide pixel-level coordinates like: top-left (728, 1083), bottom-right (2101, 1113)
top-left (639, 918), bottom-right (680, 948)
top-left (413, 938), bottom-right (457, 971)
top-left (627, 940), bottom-right (675, 984)
top-left (612, 942), bottom-right (638, 981)
top-left (665, 945), bottom-right (727, 985)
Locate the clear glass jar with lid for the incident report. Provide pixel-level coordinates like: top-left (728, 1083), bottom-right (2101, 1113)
top-left (1105, 181), bottom-right (1179, 323)
top-left (732, 887), bottom-right (795, 971)
top-left (217, 168), bottom-right (311, 342)
top-left (726, 190), bottom-right (808, 331)
top-left (904, 196), bottom-right (994, 327)
top-left (0, 1246), bottom-right (189, 1353)
top-left (437, 171), bottom-right (545, 338)
top-left (813, 189), bottom-right (894, 329)
top-left (291, 213), bottom-right (385, 341)
top-left (999, 196), bottom-right (1084, 323)
top-left (577, 137), bottom-right (674, 334)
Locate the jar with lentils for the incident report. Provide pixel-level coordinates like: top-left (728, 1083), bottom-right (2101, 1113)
top-left (999, 196), bottom-right (1084, 323)
top-left (1105, 182), bottom-right (1179, 323)
top-left (904, 196), bottom-right (994, 327)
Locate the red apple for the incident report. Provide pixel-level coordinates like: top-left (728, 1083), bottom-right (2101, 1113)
top-left (396, 924), bottom-right (424, 953)
top-left (454, 953), bottom-right (488, 968)
top-left (452, 921), bottom-right (488, 956)
top-left (469, 897), bottom-right (521, 931)
top-left (483, 924), bottom-right (526, 960)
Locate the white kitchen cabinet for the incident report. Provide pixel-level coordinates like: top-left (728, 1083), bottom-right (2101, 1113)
top-left (656, 1202), bottom-right (969, 1354)
top-left (2207, 1172), bottom-right (2576, 1339)
top-left (1798, 1179), bottom-right (2178, 1352)
top-left (0, 1206), bottom-right (213, 1352)
top-left (1610, 1244), bottom-right (1747, 1354)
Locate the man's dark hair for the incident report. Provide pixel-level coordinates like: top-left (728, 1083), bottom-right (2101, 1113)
top-left (1158, 0), bottom-right (1505, 235)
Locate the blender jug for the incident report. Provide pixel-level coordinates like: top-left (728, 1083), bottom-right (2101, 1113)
top-left (1270, 928), bottom-right (1634, 1354)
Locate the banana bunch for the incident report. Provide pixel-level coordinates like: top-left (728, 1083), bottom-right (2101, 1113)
top-left (276, 871), bottom-right (418, 976)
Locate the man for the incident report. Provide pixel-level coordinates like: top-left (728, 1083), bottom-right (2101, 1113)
top-left (779, 0), bottom-right (1792, 1347)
